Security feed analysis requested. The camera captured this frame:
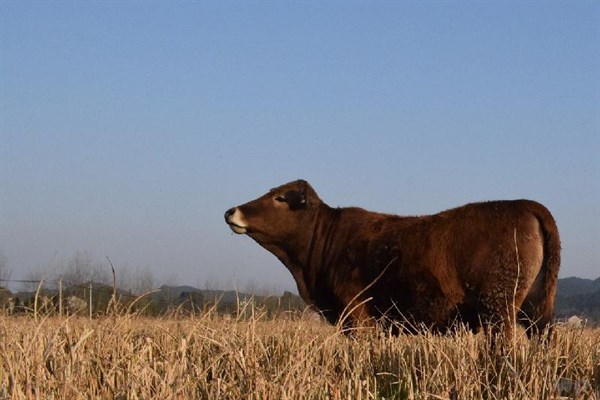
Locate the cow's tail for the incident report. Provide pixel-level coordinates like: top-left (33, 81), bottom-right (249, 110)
top-left (520, 202), bottom-right (561, 338)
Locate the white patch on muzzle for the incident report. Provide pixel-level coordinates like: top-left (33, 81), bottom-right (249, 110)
top-left (227, 208), bottom-right (248, 234)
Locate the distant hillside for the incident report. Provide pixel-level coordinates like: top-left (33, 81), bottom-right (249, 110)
top-left (156, 278), bottom-right (600, 321)
top-left (156, 285), bottom-right (267, 304)
top-left (557, 277), bottom-right (600, 296)
top-left (151, 285), bottom-right (306, 315)
top-left (555, 277), bottom-right (600, 322)
top-left (8, 278), bottom-right (598, 321)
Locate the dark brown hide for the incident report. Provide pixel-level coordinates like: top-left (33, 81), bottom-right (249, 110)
top-left (225, 180), bottom-right (561, 337)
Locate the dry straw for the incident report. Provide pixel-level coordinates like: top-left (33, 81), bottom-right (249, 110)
top-left (0, 304), bottom-right (598, 399)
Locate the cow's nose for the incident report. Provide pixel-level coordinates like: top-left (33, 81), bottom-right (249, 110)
top-left (225, 207), bottom-right (236, 221)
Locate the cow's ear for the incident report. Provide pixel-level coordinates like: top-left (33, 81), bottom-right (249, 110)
top-left (285, 189), bottom-right (307, 211)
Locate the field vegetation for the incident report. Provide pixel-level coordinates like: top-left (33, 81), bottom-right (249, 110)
top-left (1, 303), bottom-right (599, 400)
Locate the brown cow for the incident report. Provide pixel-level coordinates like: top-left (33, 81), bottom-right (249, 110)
top-left (225, 180), bottom-right (560, 339)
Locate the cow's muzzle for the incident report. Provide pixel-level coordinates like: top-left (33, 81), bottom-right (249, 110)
top-left (225, 207), bottom-right (248, 234)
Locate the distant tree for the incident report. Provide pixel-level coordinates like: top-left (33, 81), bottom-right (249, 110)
top-left (0, 252), bottom-right (11, 307)
top-left (62, 250), bottom-right (109, 286)
top-left (0, 289), bottom-right (11, 311)
top-left (115, 267), bottom-right (158, 315)
top-left (202, 277), bottom-right (220, 291)
top-left (133, 267), bottom-right (156, 294)
top-left (280, 291), bottom-right (305, 310)
top-left (22, 269), bottom-right (48, 292)
top-left (0, 251), bottom-right (10, 282)
top-left (242, 279), bottom-right (279, 296)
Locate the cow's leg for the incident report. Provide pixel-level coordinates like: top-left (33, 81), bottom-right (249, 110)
top-left (518, 268), bottom-right (556, 342)
top-left (513, 224), bottom-right (550, 339)
top-left (518, 300), bottom-right (554, 337)
top-left (479, 285), bottom-right (529, 347)
top-left (479, 239), bottom-right (543, 346)
top-left (336, 300), bottom-right (377, 336)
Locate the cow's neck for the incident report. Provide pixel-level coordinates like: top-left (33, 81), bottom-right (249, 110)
top-left (253, 204), bottom-right (343, 307)
top-left (280, 204), bottom-right (342, 306)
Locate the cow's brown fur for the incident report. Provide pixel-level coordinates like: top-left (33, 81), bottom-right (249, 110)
top-left (225, 180), bottom-right (561, 338)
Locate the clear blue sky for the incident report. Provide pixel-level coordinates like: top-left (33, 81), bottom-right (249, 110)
top-left (1, 1), bottom-right (599, 293)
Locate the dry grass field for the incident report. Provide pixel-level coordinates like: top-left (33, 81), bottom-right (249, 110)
top-left (1, 307), bottom-right (599, 400)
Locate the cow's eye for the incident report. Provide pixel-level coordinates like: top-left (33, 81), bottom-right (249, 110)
top-left (275, 195), bottom-right (287, 203)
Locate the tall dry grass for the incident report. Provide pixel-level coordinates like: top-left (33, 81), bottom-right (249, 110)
top-left (0, 307), bottom-right (598, 399)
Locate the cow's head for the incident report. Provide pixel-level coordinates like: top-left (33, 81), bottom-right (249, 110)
top-left (225, 179), bottom-right (321, 244)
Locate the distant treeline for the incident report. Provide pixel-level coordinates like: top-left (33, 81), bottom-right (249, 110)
top-left (0, 281), bottom-right (306, 318)
top-left (2, 276), bottom-right (600, 322)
